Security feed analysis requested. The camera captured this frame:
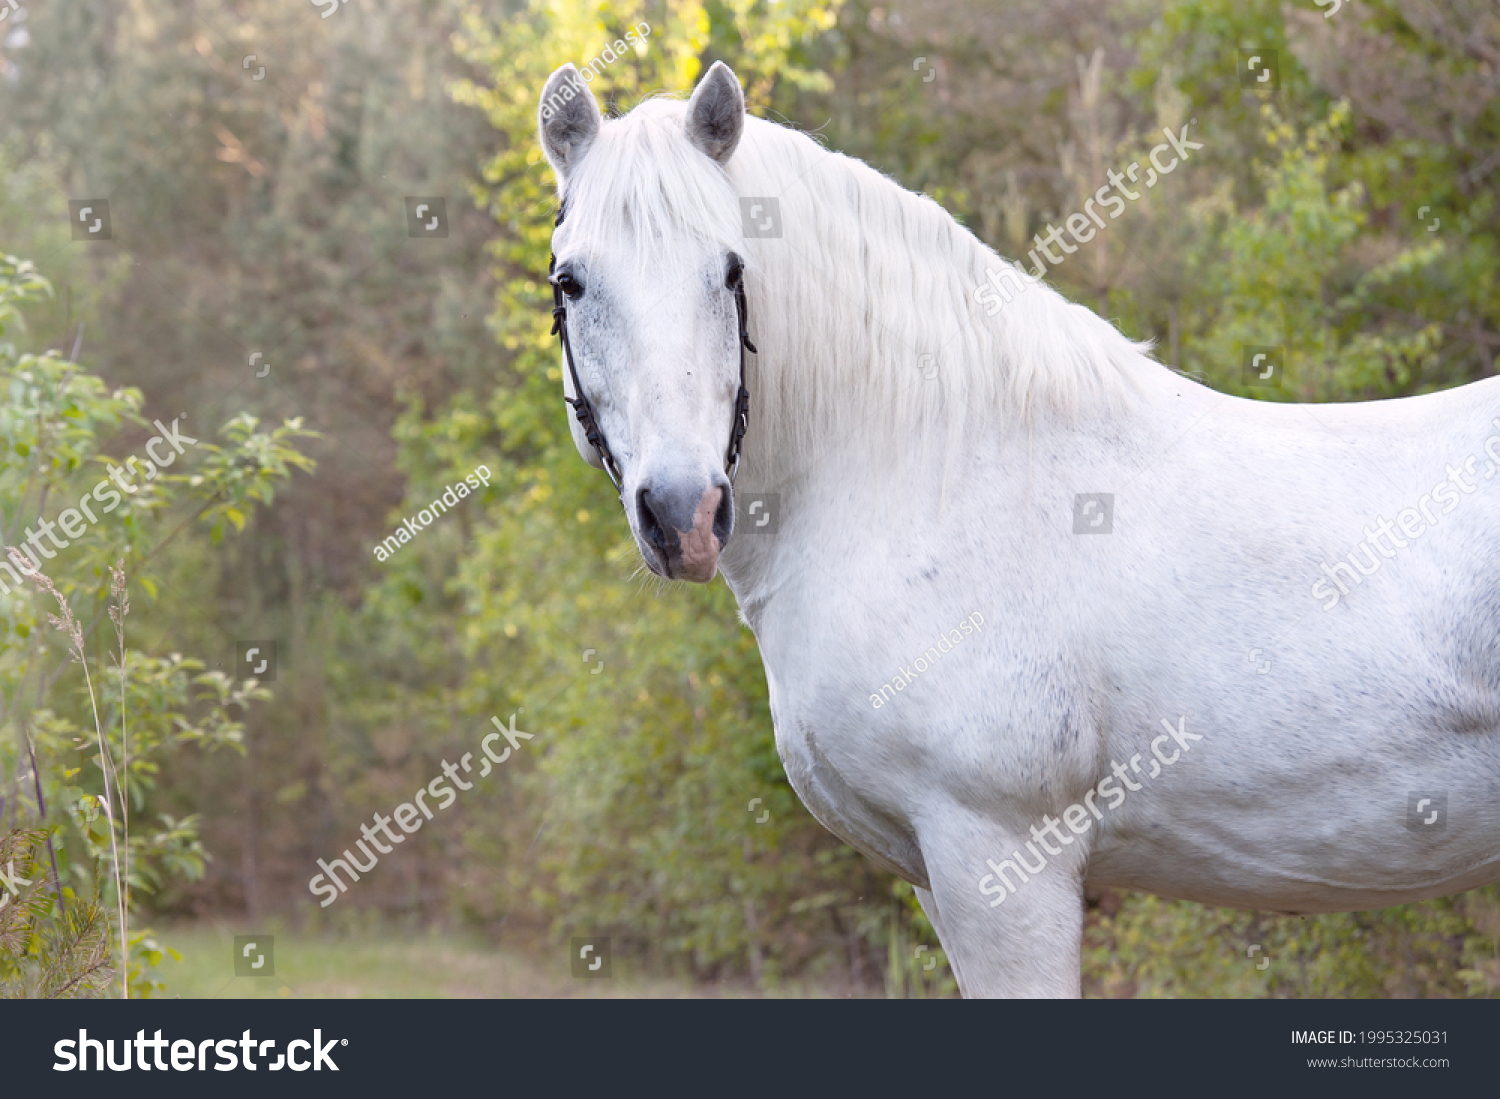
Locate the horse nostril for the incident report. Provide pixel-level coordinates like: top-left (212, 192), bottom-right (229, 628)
top-left (636, 486), bottom-right (670, 556)
top-left (714, 484), bottom-right (734, 547)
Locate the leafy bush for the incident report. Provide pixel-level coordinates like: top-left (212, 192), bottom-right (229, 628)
top-left (0, 252), bottom-right (315, 995)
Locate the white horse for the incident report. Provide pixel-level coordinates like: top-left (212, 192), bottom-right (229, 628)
top-left (537, 60), bottom-right (1500, 997)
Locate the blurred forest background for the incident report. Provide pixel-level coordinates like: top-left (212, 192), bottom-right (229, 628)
top-left (0, 0), bottom-right (1497, 997)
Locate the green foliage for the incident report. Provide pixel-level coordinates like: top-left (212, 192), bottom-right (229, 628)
top-left (189, 414), bottom-right (319, 544)
top-left (28, 652), bottom-right (266, 904)
top-left (0, 828), bottom-right (115, 999)
top-left (1132, 0), bottom-right (1499, 387)
top-left (0, 249), bottom-right (312, 996)
top-left (1086, 888), bottom-right (1500, 998)
top-left (1173, 101), bottom-right (1447, 400)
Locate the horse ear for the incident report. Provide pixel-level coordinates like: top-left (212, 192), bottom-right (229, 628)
top-left (539, 64), bottom-right (602, 180)
top-left (685, 61), bottom-right (745, 165)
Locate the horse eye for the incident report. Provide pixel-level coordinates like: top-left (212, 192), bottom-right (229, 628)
top-left (555, 272), bottom-right (583, 299)
top-left (725, 255), bottom-right (744, 289)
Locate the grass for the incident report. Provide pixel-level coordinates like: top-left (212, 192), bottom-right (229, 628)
top-left (149, 923), bottom-right (852, 998)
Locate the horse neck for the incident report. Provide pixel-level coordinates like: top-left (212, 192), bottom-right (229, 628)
top-left (717, 137), bottom-right (1173, 608)
top-left (718, 148), bottom-right (991, 607)
top-left (728, 154), bottom-right (981, 491)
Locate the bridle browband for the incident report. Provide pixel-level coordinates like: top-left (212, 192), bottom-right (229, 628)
top-left (549, 204), bottom-right (756, 495)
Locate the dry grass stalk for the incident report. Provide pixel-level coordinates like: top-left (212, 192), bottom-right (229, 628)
top-left (7, 547), bottom-right (129, 998)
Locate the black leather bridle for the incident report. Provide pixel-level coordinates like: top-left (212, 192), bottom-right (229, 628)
top-left (549, 205), bottom-right (756, 495)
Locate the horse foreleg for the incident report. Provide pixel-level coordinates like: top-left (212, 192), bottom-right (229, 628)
top-left (917, 814), bottom-right (1086, 998)
top-left (914, 885), bottom-right (972, 995)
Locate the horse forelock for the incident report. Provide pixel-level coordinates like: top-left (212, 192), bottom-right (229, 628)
top-left (555, 97), bottom-right (744, 275)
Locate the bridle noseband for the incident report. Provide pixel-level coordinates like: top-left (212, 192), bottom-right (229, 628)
top-left (549, 205), bottom-right (756, 495)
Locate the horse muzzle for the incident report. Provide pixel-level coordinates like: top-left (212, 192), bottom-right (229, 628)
top-left (634, 477), bottom-right (733, 582)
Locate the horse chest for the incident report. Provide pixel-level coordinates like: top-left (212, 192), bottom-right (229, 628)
top-left (755, 632), bottom-right (935, 887)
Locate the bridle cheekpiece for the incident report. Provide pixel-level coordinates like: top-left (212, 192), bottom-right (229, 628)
top-left (549, 203), bottom-right (755, 496)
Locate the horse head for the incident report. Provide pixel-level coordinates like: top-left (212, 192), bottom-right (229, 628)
top-left (539, 61), bottom-right (754, 583)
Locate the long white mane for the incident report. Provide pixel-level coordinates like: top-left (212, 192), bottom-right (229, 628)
top-left (559, 96), bottom-right (1161, 475)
